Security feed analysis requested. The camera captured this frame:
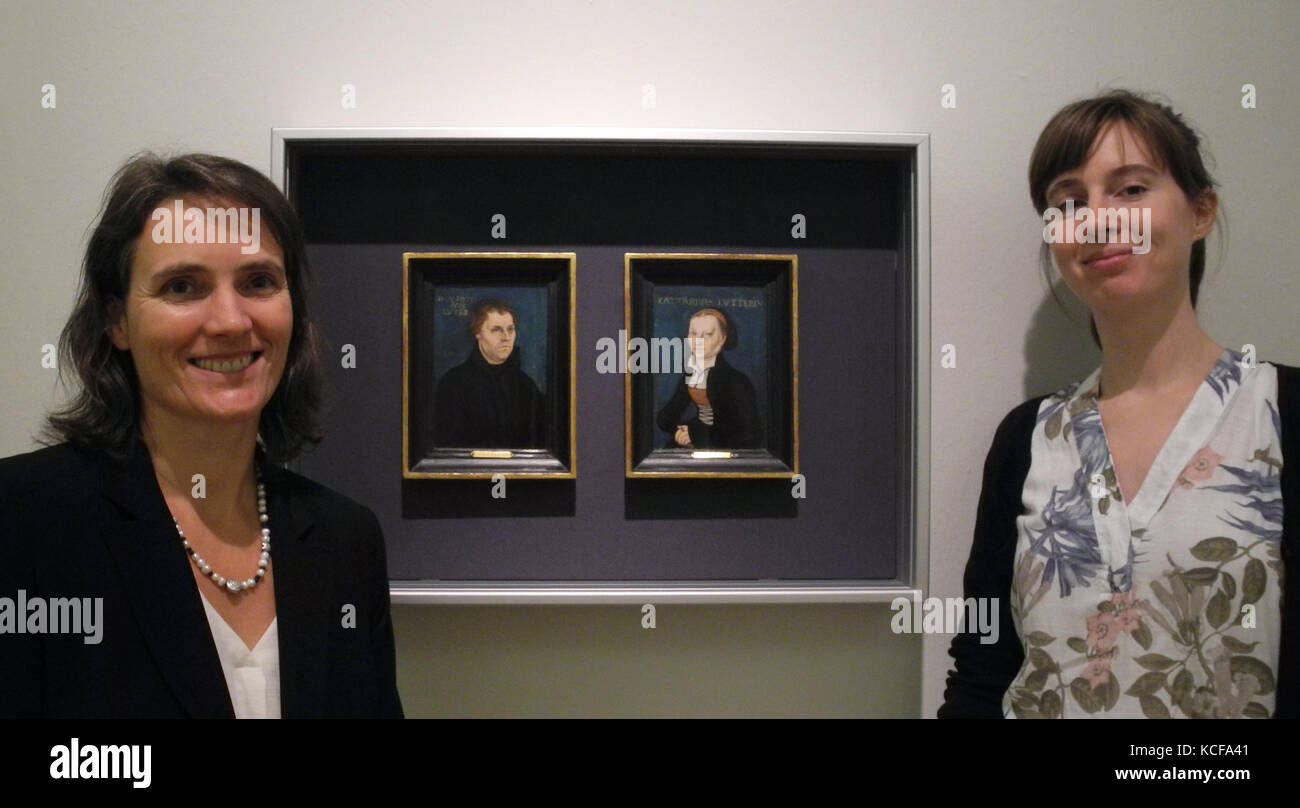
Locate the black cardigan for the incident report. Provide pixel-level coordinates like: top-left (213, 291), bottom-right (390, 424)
top-left (939, 362), bottom-right (1300, 718)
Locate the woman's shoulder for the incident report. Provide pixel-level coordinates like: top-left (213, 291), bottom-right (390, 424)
top-left (1268, 360), bottom-right (1300, 394)
top-left (0, 442), bottom-right (104, 493)
top-left (712, 353), bottom-right (754, 383)
top-left (1264, 360), bottom-right (1300, 442)
top-left (992, 393), bottom-right (1055, 440)
top-left (0, 443), bottom-right (112, 547)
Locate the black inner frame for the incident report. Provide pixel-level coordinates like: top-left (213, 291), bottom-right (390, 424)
top-left (285, 136), bottom-right (916, 585)
top-left (628, 256), bottom-right (796, 474)
top-left (405, 254), bottom-right (573, 475)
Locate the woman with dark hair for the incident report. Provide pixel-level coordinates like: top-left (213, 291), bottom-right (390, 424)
top-left (656, 307), bottom-right (761, 450)
top-left (0, 153), bottom-right (402, 718)
top-left (939, 90), bottom-right (1300, 718)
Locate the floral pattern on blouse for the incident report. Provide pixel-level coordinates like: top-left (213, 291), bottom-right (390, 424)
top-left (1005, 349), bottom-right (1283, 718)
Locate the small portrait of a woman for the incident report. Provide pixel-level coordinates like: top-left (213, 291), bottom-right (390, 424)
top-left (655, 307), bottom-right (762, 450)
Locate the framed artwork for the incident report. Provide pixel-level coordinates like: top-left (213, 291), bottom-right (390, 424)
top-left (402, 252), bottom-right (576, 478)
top-left (278, 127), bottom-right (927, 603)
top-left (625, 253), bottom-right (798, 477)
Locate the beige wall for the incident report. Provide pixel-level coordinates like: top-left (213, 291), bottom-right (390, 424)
top-left (2, 0), bottom-right (1296, 717)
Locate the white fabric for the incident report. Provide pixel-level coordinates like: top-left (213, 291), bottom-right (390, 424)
top-left (200, 595), bottom-right (281, 719)
top-left (684, 351), bottom-right (716, 388)
top-left (1005, 349), bottom-right (1283, 718)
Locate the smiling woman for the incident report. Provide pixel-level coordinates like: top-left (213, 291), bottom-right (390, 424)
top-left (0, 153), bottom-right (402, 718)
top-left (109, 196), bottom-right (293, 432)
top-left (940, 90), bottom-right (1300, 720)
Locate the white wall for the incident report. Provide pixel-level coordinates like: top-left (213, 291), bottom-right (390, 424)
top-left (2, 0), bottom-right (1296, 717)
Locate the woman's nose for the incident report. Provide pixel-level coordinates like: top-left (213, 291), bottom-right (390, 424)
top-left (204, 284), bottom-right (252, 334)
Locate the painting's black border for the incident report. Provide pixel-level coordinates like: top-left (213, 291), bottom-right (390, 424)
top-left (403, 253), bottom-right (574, 477)
top-left (626, 255), bottom-right (797, 476)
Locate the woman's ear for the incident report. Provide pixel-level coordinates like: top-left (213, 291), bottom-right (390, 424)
top-left (1191, 189), bottom-right (1218, 241)
top-left (107, 300), bottom-right (129, 350)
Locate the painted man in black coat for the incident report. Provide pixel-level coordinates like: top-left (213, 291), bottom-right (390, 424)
top-left (434, 299), bottom-right (547, 448)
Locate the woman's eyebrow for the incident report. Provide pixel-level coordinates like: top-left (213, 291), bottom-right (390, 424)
top-left (149, 262), bottom-right (208, 280)
top-left (1045, 177), bottom-right (1078, 198)
top-left (1050, 163), bottom-right (1164, 192)
top-left (151, 260), bottom-right (285, 277)
top-left (1046, 164), bottom-right (1159, 199)
top-left (238, 259), bottom-right (286, 275)
top-left (1106, 163), bottom-right (1159, 180)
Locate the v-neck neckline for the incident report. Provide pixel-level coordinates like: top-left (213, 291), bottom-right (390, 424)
top-left (1070, 347), bottom-right (1245, 534)
top-left (200, 592), bottom-right (276, 654)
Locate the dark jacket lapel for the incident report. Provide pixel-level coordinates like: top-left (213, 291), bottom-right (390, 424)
top-left (97, 442), bottom-right (235, 718)
top-left (259, 457), bottom-right (326, 718)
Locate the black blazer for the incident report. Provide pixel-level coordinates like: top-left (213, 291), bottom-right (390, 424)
top-left (655, 353), bottom-right (762, 449)
top-left (0, 441), bottom-right (402, 718)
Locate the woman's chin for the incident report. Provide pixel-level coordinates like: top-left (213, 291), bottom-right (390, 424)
top-left (187, 395), bottom-right (270, 425)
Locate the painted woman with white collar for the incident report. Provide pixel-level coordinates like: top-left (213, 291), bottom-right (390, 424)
top-left (656, 307), bottom-right (762, 450)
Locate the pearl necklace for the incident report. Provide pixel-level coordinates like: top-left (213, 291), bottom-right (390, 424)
top-left (173, 470), bottom-right (270, 594)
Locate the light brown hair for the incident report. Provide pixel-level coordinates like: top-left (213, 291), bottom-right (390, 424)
top-left (1028, 89), bottom-right (1222, 345)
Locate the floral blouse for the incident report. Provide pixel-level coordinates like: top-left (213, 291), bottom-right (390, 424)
top-left (1005, 349), bottom-right (1283, 718)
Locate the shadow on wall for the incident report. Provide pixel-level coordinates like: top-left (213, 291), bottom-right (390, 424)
top-left (1023, 276), bottom-right (1101, 400)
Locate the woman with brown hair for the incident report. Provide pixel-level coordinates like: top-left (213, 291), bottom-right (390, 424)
top-left (0, 153), bottom-right (402, 718)
top-left (940, 90), bottom-right (1300, 718)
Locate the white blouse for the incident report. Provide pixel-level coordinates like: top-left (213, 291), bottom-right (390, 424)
top-left (201, 595), bottom-right (281, 719)
top-left (1005, 349), bottom-right (1283, 718)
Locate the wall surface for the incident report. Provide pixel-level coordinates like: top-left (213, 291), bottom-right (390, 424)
top-left (2, 0), bottom-right (1296, 717)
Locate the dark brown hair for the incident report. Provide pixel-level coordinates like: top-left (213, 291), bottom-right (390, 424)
top-left (1028, 89), bottom-right (1222, 345)
top-left (44, 152), bottom-right (324, 463)
top-left (467, 298), bottom-right (518, 337)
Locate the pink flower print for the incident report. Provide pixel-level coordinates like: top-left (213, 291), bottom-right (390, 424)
top-left (1110, 588), bottom-right (1143, 633)
top-left (1086, 611), bottom-right (1119, 653)
top-left (1177, 446), bottom-right (1223, 489)
top-left (1081, 657), bottom-right (1112, 690)
top-left (1114, 607), bottom-right (1142, 633)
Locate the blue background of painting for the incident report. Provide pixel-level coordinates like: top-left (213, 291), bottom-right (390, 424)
top-left (651, 285), bottom-right (767, 440)
top-left (432, 286), bottom-right (549, 394)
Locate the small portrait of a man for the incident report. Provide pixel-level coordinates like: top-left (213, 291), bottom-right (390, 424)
top-left (434, 298), bottom-right (547, 448)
